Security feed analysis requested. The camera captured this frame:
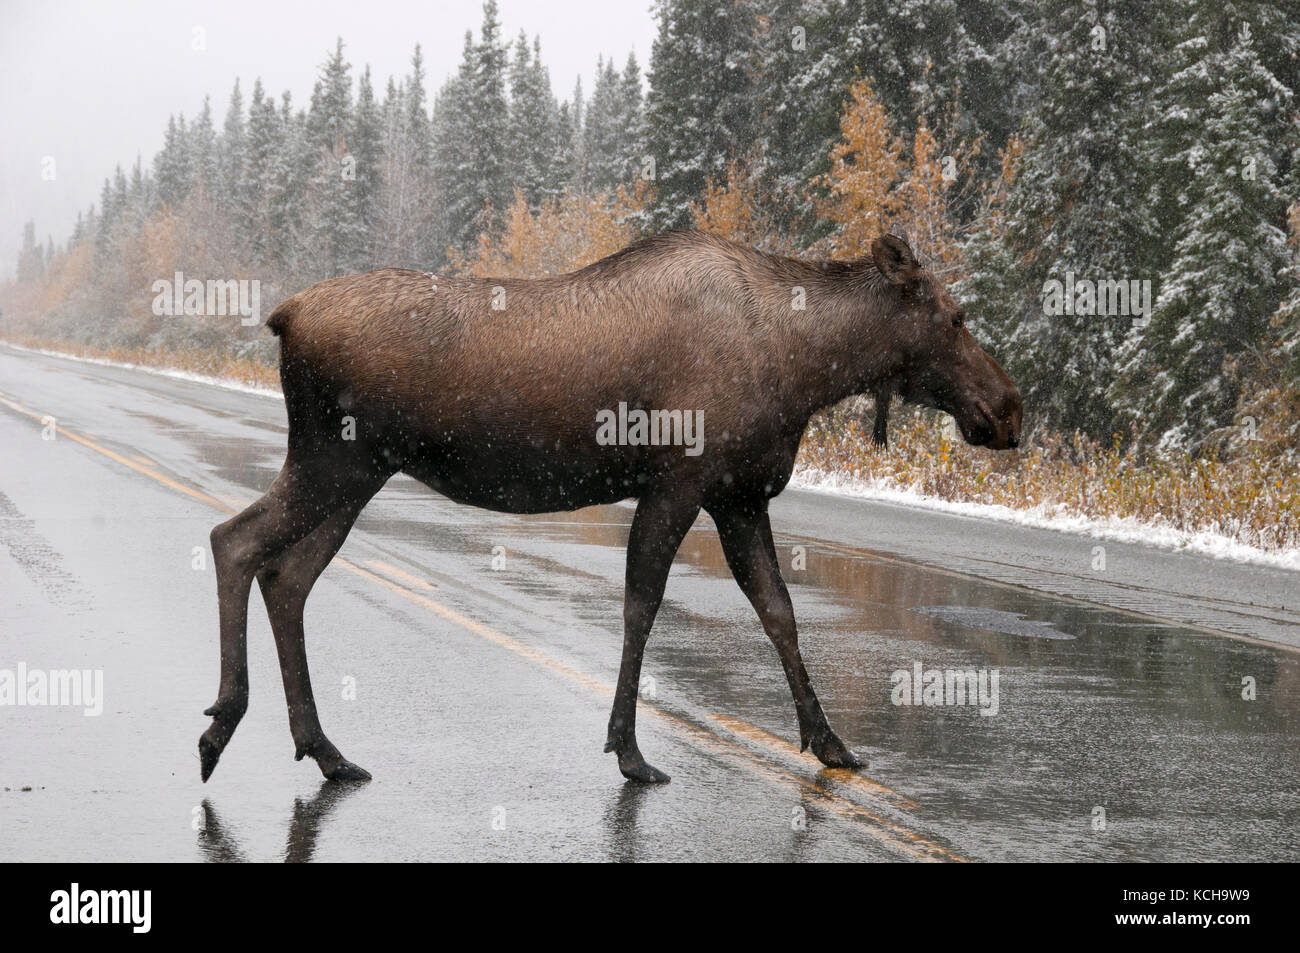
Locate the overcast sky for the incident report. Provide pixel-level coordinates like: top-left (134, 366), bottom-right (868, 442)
top-left (0, 0), bottom-right (657, 279)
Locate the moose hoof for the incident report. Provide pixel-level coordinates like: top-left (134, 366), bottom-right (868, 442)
top-left (322, 758), bottom-right (372, 783)
top-left (198, 734), bottom-right (222, 782)
top-left (617, 755), bottom-right (671, 784)
top-left (810, 731), bottom-right (864, 770)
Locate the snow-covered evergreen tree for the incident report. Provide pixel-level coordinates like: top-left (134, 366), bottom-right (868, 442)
top-left (15, 221), bottom-right (42, 282)
top-left (350, 65), bottom-right (382, 269)
top-left (190, 96), bottom-right (218, 194)
top-left (615, 53), bottom-right (645, 185)
top-left (434, 3), bottom-right (510, 252)
top-left (241, 79), bottom-right (287, 267)
top-left (218, 79), bottom-right (246, 212)
top-left (299, 38), bottom-right (362, 280)
top-left (584, 57), bottom-right (623, 191)
top-left (154, 114), bottom-right (192, 208)
top-left (581, 53), bottom-right (645, 193)
top-left (956, 0), bottom-right (1166, 440)
top-left (373, 50), bottom-right (437, 269)
top-left (1110, 16), bottom-right (1295, 450)
top-left (644, 0), bottom-right (761, 229)
top-left (566, 77), bottom-right (586, 192)
top-left (507, 33), bottom-right (563, 206)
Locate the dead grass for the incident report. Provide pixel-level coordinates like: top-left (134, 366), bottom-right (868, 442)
top-left (797, 407), bottom-right (1300, 556)
top-left (2, 335), bottom-right (281, 392)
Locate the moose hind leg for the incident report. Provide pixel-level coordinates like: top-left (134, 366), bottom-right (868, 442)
top-left (605, 491), bottom-right (700, 783)
top-left (257, 496), bottom-right (376, 782)
top-left (200, 452), bottom-right (386, 781)
top-left (711, 503), bottom-right (863, 770)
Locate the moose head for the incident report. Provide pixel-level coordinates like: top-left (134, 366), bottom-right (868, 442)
top-left (869, 229), bottom-right (1022, 450)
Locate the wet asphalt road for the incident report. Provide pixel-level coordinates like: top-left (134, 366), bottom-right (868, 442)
top-left (1, 343), bottom-right (1297, 862)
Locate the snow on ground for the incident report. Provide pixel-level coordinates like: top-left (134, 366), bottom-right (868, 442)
top-left (791, 466), bottom-right (1300, 573)
top-left (7, 342), bottom-right (1297, 573)
top-left (1, 342), bottom-right (282, 400)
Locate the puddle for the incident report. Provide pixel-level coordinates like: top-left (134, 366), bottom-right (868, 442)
top-left (910, 605), bottom-right (1076, 640)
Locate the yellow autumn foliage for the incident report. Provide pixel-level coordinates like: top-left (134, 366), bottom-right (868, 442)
top-left (448, 183), bottom-right (651, 279)
top-left (816, 79), bottom-right (976, 274)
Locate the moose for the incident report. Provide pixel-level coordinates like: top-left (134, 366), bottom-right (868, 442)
top-left (200, 227), bottom-right (1021, 784)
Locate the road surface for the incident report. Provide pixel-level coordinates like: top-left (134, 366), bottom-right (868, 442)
top-left (1, 343), bottom-right (1297, 862)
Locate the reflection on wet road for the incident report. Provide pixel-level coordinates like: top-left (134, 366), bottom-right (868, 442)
top-left (1, 345), bottom-right (1297, 861)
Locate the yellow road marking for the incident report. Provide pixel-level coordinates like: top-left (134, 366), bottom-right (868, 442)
top-left (707, 713), bottom-right (919, 810)
top-left (0, 391), bottom-right (236, 514)
top-left (132, 455), bottom-right (158, 467)
top-left (0, 386), bottom-right (964, 861)
top-left (336, 557), bottom-right (613, 698)
top-left (363, 558), bottom-right (439, 590)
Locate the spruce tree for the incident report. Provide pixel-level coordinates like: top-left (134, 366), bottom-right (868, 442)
top-left (584, 56), bottom-right (624, 191)
top-left (507, 33), bottom-right (562, 206)
top-left (16, 221), bottom-right (41, 282)
top-left (350, 65), bottom-right (382, 268)
top-left (955, 0), bottom-right (1166, 440)
top-left (433, 33), bottom-right (479, 252)
top-left (190, 96), bottom-right (219, 194)
top-left (242, 79), bottom-right (285, 266)
top-left (614, 53), bottom-right (645, 186)
top-left (434, 4), bottom-right (510, 252)
top-left (154, 114), bottom-right (193, 208)
top-left (567, 77), bottom-right (586, 192)
top-left (301, 38), bottom-right (361, 279)
top-left (469, 0), bottom-right (510, 226)
top-left (218, 79), bottom-right (246, 212)
top-left (644, 0), bottom-right (761, 229)
top-left (1110, 16), bottom-right (1295, 450)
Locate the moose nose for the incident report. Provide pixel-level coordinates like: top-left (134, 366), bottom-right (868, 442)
top-left (1007, 430), bottom-right (1019, 449)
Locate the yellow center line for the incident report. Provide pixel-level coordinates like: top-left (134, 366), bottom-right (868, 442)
top-left (0, 391), bottom-right (236, 514)
top-left (336, 556), bottom-right (613, 698)
top-left (706, 713), bottom-right (919, 810)
top-left (0, 385), bottom-right (965, 861)
top-left (363, 558), bottom-right (439, 590)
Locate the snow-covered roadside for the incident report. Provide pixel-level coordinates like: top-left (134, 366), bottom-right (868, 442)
top-left (791, 466), bottom-right (1300, 573)
top-left (0, 341), bottom-right (283, 401)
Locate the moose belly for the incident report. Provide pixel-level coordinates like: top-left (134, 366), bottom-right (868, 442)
top-left (399, 435), bottom-right (653, 513)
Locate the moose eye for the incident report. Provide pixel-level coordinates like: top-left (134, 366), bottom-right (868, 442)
top-left (952, 311), bottom-right (965, 328)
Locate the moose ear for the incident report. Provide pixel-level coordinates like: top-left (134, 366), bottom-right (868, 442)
top-left (871, 232), bottom-right (921, 286)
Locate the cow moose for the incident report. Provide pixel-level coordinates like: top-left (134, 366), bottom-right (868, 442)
top-left (200, 227), bottom-right (1021, 784)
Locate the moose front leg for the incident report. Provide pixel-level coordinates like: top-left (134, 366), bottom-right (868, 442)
top-left (605, 491), bottom-right (701, 783)
top-left (711, 502), bottom-right (863, 770)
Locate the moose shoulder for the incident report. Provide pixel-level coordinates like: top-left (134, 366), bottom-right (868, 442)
top-left (200, 228), bottom-right (1022, 785)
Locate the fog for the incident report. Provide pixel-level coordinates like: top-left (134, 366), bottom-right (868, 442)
top-left (0, 0), bottom-right (655, 279)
